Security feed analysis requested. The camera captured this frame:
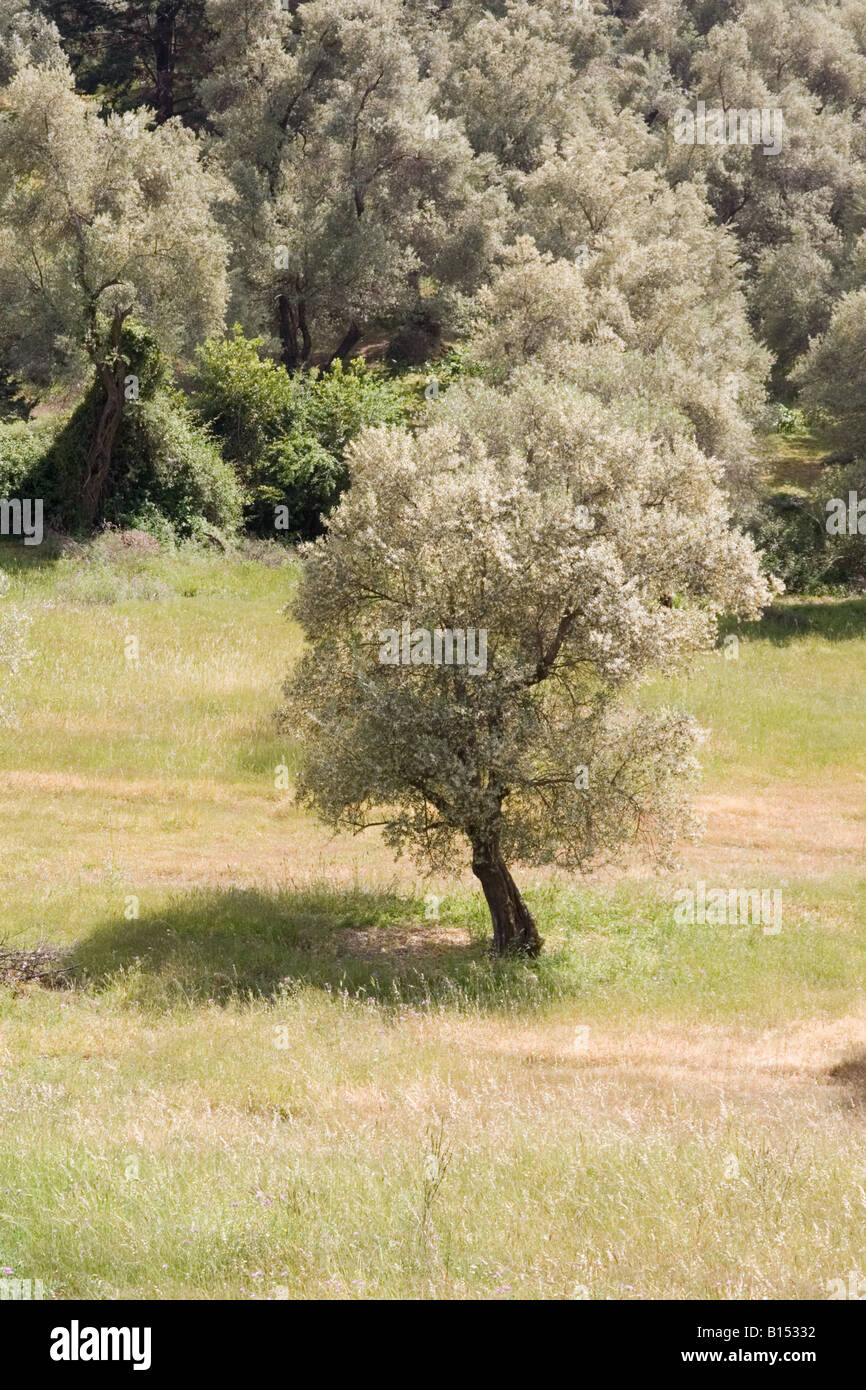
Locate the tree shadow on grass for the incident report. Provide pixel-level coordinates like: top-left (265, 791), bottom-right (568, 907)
top-left (0, 537), bottom-right (67, 575)
top-left (64, 883), bottom-right (547, 1012)
top-left (828, 1052), bottom-right (866, 1113)
top-left (734, 598), bottom-right (866, 647)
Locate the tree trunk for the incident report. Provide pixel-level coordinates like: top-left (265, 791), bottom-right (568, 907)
top-left (472, 849), bottom-right (542, 957)
top-left (82, 308), bottom-right (128, 529)
top-left (81, 365), bottom-right (125, 528)
top-left (153, 3), bottom-right (178, 123)
top-left (328, 320), bottom-right (362, 366)
top-left (277, 291), bottom-right (302, 371)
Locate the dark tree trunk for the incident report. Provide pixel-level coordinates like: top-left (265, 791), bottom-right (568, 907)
top-left (472, 848), bottom-right (542, 957)
top-left (82, 308), bottom-right (128, 528)
top-left (153, 3), bottom-right (178, 123)
top-left (82, 367), bottom-right (125, 527)
top-left (277, 291), bottom-right (302, 371)
top-left (328, 320), bottom-right (362, 366)
top-left (298, 299), bottom-right (311, 363)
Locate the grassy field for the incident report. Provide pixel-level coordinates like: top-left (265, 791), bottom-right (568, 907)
top-left (0, 531), bottom-right (865, 1300)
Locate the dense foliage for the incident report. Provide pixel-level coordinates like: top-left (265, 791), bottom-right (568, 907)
top-left (1, 1), bottom-right (865, 549)
top-left (21, 323), bottom-right (242, 538)
top-left (190, 328), bottom-right (409, 536)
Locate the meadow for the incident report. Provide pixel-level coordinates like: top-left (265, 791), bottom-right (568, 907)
top-left (0, 530), bottom-right (864, 1300)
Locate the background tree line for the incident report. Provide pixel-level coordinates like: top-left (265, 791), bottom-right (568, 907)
top-left (0, 0), bottom-right (865, 571)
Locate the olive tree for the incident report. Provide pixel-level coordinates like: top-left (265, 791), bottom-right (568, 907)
top-left (0, 0), bottom-right (65, 82)
top-left (0, 63), bottom-right (227, 523)
top-left (281, 386), bottom-right (775, 955)
top-left (515, 131), bottom-right (772, 503)
top-left (200, 0), bottom-right (503, 368)
top-left (793, 285), bottom-right (866, 458)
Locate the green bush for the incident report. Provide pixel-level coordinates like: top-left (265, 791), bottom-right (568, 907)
top-left (190, 327), bottom-right (409, 538)
top-left (749, 465), bottom-right (866, 593)
top-left (303, 357), bottom-right (407, 455)
top-left (190, 325), bottom-right (302, 463)
top-left (262, 432), bottom-right (347, 540)
top-left (748, 492), bottom-right (830, 593)
top-left (0, 368), bottom-right (36, 422)
top-left (108, 391), bottom-right (244, 540)
top-left (775, 404), bottom-right (805, 436)
top-left (24, 323), bottom-right (243, 539)
top-left (0, 420), bottom-right (53, 495)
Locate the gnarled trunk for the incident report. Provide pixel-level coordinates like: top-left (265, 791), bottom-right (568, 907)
top-left (82, 308), bottom-right (128, 528)
top-left (81, 365), bottom-right (125, 527)
top-left (472, 847), bottom-right (542, 956)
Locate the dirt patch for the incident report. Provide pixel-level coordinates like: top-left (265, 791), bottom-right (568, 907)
top-left (436, 1012), bottom-right (866, 1116)
top-left (335, 923), bottom-right (473, 960)
top-left (688, 786), bottom-right (865, 880)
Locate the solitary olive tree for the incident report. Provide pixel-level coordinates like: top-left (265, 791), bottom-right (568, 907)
top-left (281, 385), bottom-right (775, 954)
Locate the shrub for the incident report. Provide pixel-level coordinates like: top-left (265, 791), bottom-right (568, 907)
top-left (261, 432), bottom-right (347, 540)
top-left (749, 464), bottom-right (866, 594)
top-left (108, 392), bottom-right (244, 540)
top-left (190, 328), bottom-right (410, 538)
top-left (776, 404), bottom-right (805, 436)
top-left (24, 323), bottom-right (243, 539)
top-left (303, 357), bottom-right (407, 455)
top-left (0, 369), bottom-right (36, 422)
top-left (190, 325), bottom-right (302, 463)
top-left (0, 419), bottom-right (53, 495)
top-left (748, 492), bottom-right (830, 594)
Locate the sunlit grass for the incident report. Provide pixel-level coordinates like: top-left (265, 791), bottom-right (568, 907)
top-left (1, 537), bottom-right (865, 1299)
top-left (760, 422), bottom-right (833, 491)
top-left (646, 599), bottom-right (866, 785)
